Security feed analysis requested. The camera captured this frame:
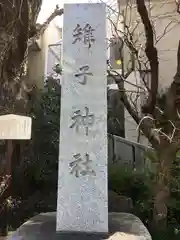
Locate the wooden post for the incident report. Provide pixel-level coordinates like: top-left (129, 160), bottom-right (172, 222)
top-left (7, 140), bottom-right (13, 176)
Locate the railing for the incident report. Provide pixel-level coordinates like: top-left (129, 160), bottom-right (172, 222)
top-left (108, 134), bottom-right (154, 171)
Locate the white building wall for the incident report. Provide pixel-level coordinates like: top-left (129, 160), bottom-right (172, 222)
top-left (27, 21), bottom-right (62, 88)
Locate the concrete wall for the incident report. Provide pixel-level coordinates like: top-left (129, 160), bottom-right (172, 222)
top-left (121, 0), bottom-right (180, 90)
top-left (113, 0), bottom-right (180, 144)
top-left (124, 71), bottom-right (149, 145)
top-left (151, 0), bottom-right (180, 89)
top-left (27, 21), bottom-right (62, 89)
top-left (124, 71), bottom-right (141, 143)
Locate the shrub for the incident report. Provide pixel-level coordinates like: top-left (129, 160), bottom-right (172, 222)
top-left (9, 80), bottom-right (61, 229)
top-left (108, 159), bottom-right (180, 239)
top-left (108, 165), bottom-right (154, 225)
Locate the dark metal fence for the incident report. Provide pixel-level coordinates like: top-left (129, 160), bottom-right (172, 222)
top-left (108, 134), bottom-right (154, 171)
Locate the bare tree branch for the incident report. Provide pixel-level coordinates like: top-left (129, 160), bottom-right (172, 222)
top-left (28, 5), bottom-right (64, 47)
top-left (175, 0), bottom-right (180, 13)
top-left (136, 0), bottom-right (159, 114)
top-left (108, 70), bottom-right (160, 148)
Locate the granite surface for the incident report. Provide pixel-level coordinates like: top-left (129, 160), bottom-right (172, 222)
top-left (57, 3), bottom-right (108, 233)
top-left (8, 212), bottom-right (152, 240)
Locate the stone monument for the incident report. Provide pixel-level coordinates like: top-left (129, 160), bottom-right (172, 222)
top-left (7, 4), bottom-right (152, 240)
top-left (56, 3), bottom-right (108, 233)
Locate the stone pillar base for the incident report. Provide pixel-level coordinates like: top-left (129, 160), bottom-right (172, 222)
top-left (8, 212), bottom-right (152, 240)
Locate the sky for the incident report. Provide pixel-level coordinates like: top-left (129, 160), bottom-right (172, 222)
top-left (37, 0), bottom-right (117, 26)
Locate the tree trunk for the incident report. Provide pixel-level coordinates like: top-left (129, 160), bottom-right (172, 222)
top-left (152, 145), bottom-right (176, 230)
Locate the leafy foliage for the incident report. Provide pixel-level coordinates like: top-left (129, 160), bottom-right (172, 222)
top-left (108, 165), bottom-right (154, 225)
top-left (31, 83), bottom-right (60, 188)
top-left (8, 81), bottom-right (60, 228)
top-left (108, 161), bottom-right (180, 239)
